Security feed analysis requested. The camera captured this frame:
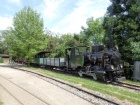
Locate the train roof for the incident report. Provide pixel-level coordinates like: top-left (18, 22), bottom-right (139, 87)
top-left (66, 46), bottom-right (88, 49)
top-left (92, 44), bottom-right (104, 47)
top-left (36, 51), bottom-right (51, 55)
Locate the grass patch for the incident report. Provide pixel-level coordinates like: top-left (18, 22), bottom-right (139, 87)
top-left (23, 67), bottom-right (140, 105)
top-left (0, 100), bottom-right (3, 105)
top-left (125, 80), bottom-right (140, 86)
top-left (0, 57), bottom-right (3, 63)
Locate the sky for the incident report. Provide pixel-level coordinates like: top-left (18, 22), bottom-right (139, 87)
top-left (0, 0), bottom-right (111, 34)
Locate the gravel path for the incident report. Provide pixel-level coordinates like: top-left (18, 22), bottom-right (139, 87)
top-left (0, 67), bottom-right (93, 105)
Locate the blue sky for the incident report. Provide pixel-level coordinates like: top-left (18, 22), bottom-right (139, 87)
top-left (0, 0), bottom-right (111, 34)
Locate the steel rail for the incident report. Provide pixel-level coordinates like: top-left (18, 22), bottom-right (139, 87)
top-left (0, 83), bottom-right (24, 105)
top-left (0, 74), bottom-right (49, 105)
top-left (116, 81), bottom-right (140, 91)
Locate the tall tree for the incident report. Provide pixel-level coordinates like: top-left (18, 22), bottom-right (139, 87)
top-left (130, 42), bottom-right (140, 61)
top-left (0, 31), bottom-right (4, 53)
top-left (12, 6), bottom-right (47, 62)
top-left (80, 17), bottom-right (105, 45)
top-left (0, 29), bottom-right (14, 54)
top-left (103, 0), bottom-right (140, 62)
top-left (50, 33), bottom-right (83, 57)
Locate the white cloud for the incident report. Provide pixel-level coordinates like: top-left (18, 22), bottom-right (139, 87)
top-left (41, 0), bottom-right (65, 21)
top-left (36, 0), bottom-right (111, 34)
top-left (0, 16), bottom-right (13, 30)
top-left (0, 0), bottom-right (111, 33)
top-left (49, 0), bottom-right (92, 33)
top-left (7, 0), bottom-right (21, 6)
top-left (50, 0), bottom-right (110, 34)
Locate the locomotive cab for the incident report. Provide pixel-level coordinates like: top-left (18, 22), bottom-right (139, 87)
top-left (92, 44), bottom-right (104, 53)
top-left (65, 46), bottom-right (89, 71)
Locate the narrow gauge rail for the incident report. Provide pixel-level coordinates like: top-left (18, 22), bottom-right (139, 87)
top-left (28, 66), bottom-right (140, 92)
top-left (111, 81), bottom-right (140, 91)
top-left (2, 64), bottom-right (140, 92)
top-left (10, 66), bottom-right (120, 105)
top-left (0, 74), bottom-right (49, 105)
top-left (0, 82), bottom-right (25, 105)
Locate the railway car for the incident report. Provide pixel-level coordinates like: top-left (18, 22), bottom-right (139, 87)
top-left (45, 58), bottom-right (65, 69)
top-left (32, 51), bottom-right (65, 69)
top-left (31, 51), bottom-right (50, 66)
top-left (32, 45), bottom-right (125, 82)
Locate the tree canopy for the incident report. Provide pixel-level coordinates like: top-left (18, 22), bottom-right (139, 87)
top-left (11, 6), bottom-right (47, 61)
top-left (48, 33), bottom-right (83, 57)
top-left (103, 0), bottom-right (140, 62)
top-left (80, 17), bottom-right (105, 45)
top-left (1, 1), bottom-right (140, 64)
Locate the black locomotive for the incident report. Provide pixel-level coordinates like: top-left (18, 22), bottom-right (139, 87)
top-left (65, 45), bottom-right (125, 81)
top-left (33, 44), bottom-right (125, 82)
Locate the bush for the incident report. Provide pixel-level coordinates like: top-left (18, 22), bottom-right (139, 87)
top-left (131, 42), bottom-right (140, 61)
top-left (0, 57), bottom-right (4, 63)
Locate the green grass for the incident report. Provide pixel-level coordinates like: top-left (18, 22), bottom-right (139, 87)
top-left (125, 80), bottom-right (140, 86)
top-left (0, 57), bottom-right (4, 63)
top-left (0, 100), bottom-right (3, 105)
top-left (23, 67), bottom-right (140, 105)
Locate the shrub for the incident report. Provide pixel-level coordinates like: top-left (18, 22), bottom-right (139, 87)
top-left (0, 57), bottom-right (4, 63)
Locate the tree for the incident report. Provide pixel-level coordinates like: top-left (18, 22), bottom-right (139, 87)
top-left (0, 29), bottom-right (14, 54)
top-left (80, 17), bottom-right (105, 45)
top-left (0, 31), bottom-right (4, 53)
top-left (103, 0), bottom-right (140, 63)
top-left (50, 33), bottom-right (83, 57)
top-left (12, 6), bottom-right (47, 62)
top-left (131, 42), bottom-right (140, 60)
top-left (44, 29), bottom-right (60, 53)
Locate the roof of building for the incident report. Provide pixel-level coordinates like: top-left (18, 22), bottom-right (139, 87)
top-left (36, 51), bottom-right (51, 56)
top-left (0, 54), bottom-right (9, 58)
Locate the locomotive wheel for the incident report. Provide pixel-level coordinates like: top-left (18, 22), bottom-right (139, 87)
top-left (108, 72), bottom-right (113, 81)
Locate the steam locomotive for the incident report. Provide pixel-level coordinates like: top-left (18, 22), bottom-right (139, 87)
top-left (33, 45), bottom-right (125, 82)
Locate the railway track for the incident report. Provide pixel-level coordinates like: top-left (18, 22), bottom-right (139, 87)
top-left (10, 66), bottom-right (120, 105)
top-left (0, 82), bottom-right (24, 105)
top-left (0, 65), bottom-right (138, 104)
top-left (47, 67), bottom-right (140, 92)
top-left (0, 74), bottom-right (49, 105)
top-left (112, 81), bottom-right (140, 91)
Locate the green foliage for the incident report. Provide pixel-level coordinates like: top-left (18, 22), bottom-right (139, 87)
top-left (130, 42), bottom-right (140, 60)
top-left (80, 17), bottom-right (105, 45)
top-left (46, 35), bottom-right (59, 53)
top-left (0, 57), bottom-right (4, 63)
top-left (0, 30), bottom-right (11, 54)
top-left (103, 0), bottom-right (140, 63)
top-left (1, 29), bottom-right (17, 56)
top-left (49, 33), bottom-right (84, 57)
top-left (11, 6), bottom-right (47, 62)
top-left (0, 33), bottom-right (3, 53)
